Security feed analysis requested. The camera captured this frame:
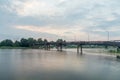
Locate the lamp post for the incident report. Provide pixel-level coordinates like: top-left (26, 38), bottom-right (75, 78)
top-left (74, 35), bottom-right (76, 41)
top-left (106, 31), bottom-right (109, 41)
top-left (71, 33), bottom-right (76, 41)
top-left (88, 33), bottom-right (90, 41)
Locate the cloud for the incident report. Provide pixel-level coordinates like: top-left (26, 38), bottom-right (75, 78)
top-left (14, 24), bottom-right (84, 36)
top-left (1, 0), bottom-right (120, 40)
top-left (7, 0), bottom-right (67, 17)
top-left (14, 25), bottom-right (64, 35)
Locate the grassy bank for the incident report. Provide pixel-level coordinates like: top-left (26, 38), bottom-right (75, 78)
top-left (108, 50), bottom-right (120, 54)
top-left (0, 46), bottom-right (32, 49)
top-left (0, 46), bottom-right (120, 55)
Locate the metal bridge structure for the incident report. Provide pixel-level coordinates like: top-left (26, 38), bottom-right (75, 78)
top-left (35, 41), bottom-right (120, 55)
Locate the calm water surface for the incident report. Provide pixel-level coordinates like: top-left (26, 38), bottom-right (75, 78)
top-left (0, 49), bottom-right (120, 80)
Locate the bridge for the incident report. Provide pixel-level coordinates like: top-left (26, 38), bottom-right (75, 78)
top-left (35, 41), bottom-right (120, 56)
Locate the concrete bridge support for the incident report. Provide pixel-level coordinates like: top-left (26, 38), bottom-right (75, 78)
top-left (48, 45), bottom-right (51, 50)
top-left (117, 47), bottom-right (120, 53)
top-left (44, 45), bottom-right (47, 50)
top-left (77, 45), bottom-right (83, 55)
top-left (57, 44), bottom-right (63, 51)
top-left (77, 45), bottom-right (80, 53)
top-left (47, 44), bottom-right (50, 50)
top-left (44, 44), bottom-right (50, 50)
top-left (116, 47), bottom-right (120, 59)
top-left (80, 45), bottom-right (83, 55)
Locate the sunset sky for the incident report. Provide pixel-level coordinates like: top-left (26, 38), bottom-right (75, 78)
top-left (0, 0), bottom-right (120, 41)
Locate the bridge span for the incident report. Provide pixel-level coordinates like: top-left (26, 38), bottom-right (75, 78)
top-left (35, 41), bottom-right (120, 56)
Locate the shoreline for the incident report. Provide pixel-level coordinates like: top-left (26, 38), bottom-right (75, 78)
top-left (0, 47), bottom-right (120, 54)
top-left (0, 47), bottom-right (120, 59)
top-left (0, 47), bottom-right (32, 49)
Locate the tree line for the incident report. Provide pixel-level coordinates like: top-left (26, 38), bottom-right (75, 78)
top-left (0, 38), bottom-right (65, 48)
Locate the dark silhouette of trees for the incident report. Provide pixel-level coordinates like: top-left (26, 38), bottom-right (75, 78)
top-left (37, 38), bottom-right (43, 44)
top-left (0, 39), bottom-right (13, 47)
top-left (56, 39), bottom-right (63, 43)
top-left (20, 38), bottom-right (38, 47)
top-left (43, 39), bottom-right (48, 44)
top-left (0, 38), bottom-right (49, 47)
top-left (14, 40), bottom-right (21, 47)
top-left (0, 38), bottom-right (66, 48)
top-left (20, 38), bottom-right (29, 47)
top-left (56, 39), bottom-right (66, 47)
top-left (27, 38), bottom-right (36, 47)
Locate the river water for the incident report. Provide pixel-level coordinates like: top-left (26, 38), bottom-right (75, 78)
top-left (0, 49), bottom-right (120, 80)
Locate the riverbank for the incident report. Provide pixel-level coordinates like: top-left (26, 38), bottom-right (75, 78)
top-left (0, 46), bottom-right (31, 49)
top-left (0, 47), bottom-right (120, 55)
top-left (108, 50), bottom-right (120, 53)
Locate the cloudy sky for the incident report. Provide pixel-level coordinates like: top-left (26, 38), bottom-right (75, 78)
top-left (0, 0), bottom-right (120, 41)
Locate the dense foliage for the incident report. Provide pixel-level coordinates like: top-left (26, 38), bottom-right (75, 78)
top-left (0, 38), bottom-right (65, 48)
top-left (0, 38), bottom-right (43, 47)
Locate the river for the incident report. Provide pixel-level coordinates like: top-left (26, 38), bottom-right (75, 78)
top-left (0, 49), bottom-right (120, 80)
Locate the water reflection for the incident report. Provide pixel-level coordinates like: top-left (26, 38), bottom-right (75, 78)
top-left (0, 49), bottom-right (120, 80)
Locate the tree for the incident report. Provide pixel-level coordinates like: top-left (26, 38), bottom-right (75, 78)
top-left (0, 39), bottom-right (13, 47)
top-left (20, 38), bottom-right (29, 47)
top-left (43, 39), bottom-right (48, 44)
top-left (27, 38), bottom-right (36, 47)
top-left (14, 40), bottom-right (20, 47)
top-left (37, 38), bottom-right (43, 44)
top-left (56, 39), bottom-right (63, 43)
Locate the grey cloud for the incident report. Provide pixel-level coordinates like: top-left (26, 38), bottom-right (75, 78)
top-left (1, 0), bottom-right (120, 40)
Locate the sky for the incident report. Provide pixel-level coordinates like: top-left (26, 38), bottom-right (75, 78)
top-left (0, 0), bottom-right (120, 41)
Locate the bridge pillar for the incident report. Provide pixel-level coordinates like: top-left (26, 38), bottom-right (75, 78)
top-left (60, 44), bottom-right (63, 51)
top-left (57, 44), bottom-right (63, 51)
top-left (80, 45), bottom-right (83, 55)
top-left (116, 47), bottom-right (120, 59)
top-left (48, 44), bottom-right (50, 50)
top-left (77, 45), bottom-right (83, 55)
top-left (57, 46), bottom-right (59, 51)
top-left (44, 44), bottom-right (49, 50)
top-left (77, 45), bottom-right (80, 53)
top-left (117, 47), bottom-right (120, 53)
top-left (44, 45), bottom-right (48, 50)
